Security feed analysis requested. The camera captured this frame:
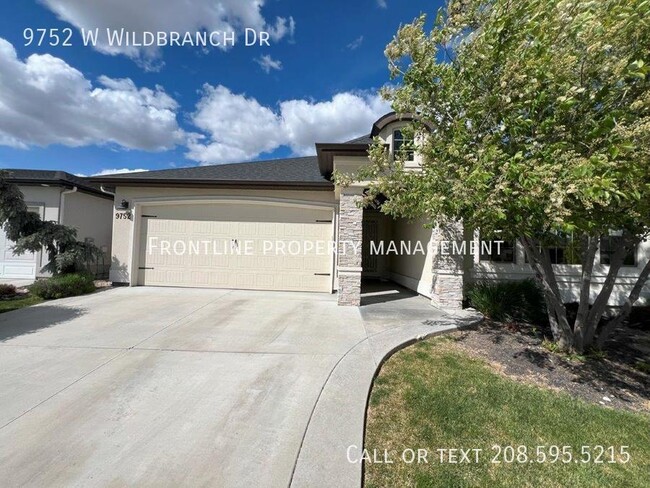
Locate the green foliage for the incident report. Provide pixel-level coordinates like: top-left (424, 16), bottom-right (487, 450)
top-left (344, 0), bottom-right (650, 351)
top-left (0, 171), bottom-right (104, 275)
top-left (362, 0), bottom-right (650, 241)
top-left (30, 273), bottom-right (96, 300)
top-left (466, 279), bottom-right (547, 324)
top-left (0, 295), bottom-right (43, 314)
top-left (633, 361), bottom-right (650, 373)
top-left (0, 284), bottom-right (17, 298)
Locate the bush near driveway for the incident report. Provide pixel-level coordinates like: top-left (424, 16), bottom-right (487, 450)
top-left (0, 284), bottom-right (17, 298)
top-left (30, 273), bottom-right (96, 300)
top-left (365, 338), bottom-right (650, 488)
top-left (466, 279), bottom-right (547, 325)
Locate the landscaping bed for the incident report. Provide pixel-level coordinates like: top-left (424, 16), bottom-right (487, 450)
top-left (0, 275), bottom-right (111, 314)
top-left (452, 318), bottom-right (650, 414)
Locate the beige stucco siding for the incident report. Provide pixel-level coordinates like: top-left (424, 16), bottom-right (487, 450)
top-left (62, 191), bottom-right (113, 259)
top-left (18, 186), bottom-right (62, 276)
top-left (389, 218), bottom-right (434, 298)
top-left (109, 186), bottom-right (336, 285)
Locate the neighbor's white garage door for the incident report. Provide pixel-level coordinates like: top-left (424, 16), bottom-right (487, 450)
top-left (0, 228), bottom-right (37, 280)
top-left (137, 202), bottom-right (334, 292)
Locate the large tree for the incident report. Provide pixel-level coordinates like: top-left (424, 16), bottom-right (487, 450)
top-left (347, 0), bottom-right (650, 351)
top-left (0, 171), bottom-right (103, 275)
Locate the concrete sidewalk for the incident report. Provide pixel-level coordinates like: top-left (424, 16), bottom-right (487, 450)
top-left (290, 286), bottom-right (481, 487)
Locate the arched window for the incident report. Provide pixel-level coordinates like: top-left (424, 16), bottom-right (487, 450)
top-left (393, 129), bottom-right (414, 161)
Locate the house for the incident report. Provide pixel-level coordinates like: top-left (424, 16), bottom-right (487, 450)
top-left (91, 113), bottom-right (650, 308)
top-left (0, 170), bottom-right (114, 280)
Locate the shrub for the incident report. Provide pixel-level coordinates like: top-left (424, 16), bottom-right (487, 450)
top-left (0, 284), bottom-right (17, 298)
top-left (30, 273), bottom-right (96, 300)
top-left (466, 279), bottom-right (547, 325)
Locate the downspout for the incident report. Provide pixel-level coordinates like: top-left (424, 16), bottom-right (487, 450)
top-left (59, 186), bottom-right (78, 224)
top-left (100, 185), bottom-right (116, 197)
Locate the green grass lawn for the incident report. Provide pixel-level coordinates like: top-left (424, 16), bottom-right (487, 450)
top-left (365, 338), bottom-right (650, 488)
top-left (0, 295), bottom-right (43, 314)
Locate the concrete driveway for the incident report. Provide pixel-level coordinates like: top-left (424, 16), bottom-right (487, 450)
top-left (0, 285), bottom-right (455, 488)
top-left (0, 285), bottom-right (457, 487)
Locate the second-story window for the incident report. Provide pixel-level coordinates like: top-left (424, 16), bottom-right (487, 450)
top-left (393, 129), bottom-right (414, 161)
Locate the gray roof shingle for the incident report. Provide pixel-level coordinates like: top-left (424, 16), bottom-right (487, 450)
top-left (343, 134), bottom-right (374, 145)
top-left (92, 156), bottom-right (331, 187)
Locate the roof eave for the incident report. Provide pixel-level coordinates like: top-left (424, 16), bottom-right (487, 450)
top-left (7, 178), bottom-right (113, 200)
top-left (88, 177), bottom-right (334, 191)
top-left (315, 142), bottom-right (387, 180)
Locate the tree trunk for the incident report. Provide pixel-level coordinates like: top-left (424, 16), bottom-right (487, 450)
top-left (596, 258), bottom-right (650, 348)
top-left (582, 234), bottom-right (631, 347)
top-left (573, 235), bottom-right (599, 352)
top-left (520, 237), bottom-right (574, 350)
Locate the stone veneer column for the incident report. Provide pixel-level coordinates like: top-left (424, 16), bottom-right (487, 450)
top-left (337, 190), bottom-right (363, 306)
top-left (430, 221), bottom-right (465, 310)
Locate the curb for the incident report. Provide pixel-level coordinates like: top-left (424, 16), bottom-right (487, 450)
top-left (290, 309), bottom-right (482, 488)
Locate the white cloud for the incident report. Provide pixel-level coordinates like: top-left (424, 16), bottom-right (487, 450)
top-left (0, 38), bottom-right (184, 151)
top-left (255, 54), bottom-right (282, 73)
top-left (377, 0), bottom-right (388, 8)
top-left (347, 36), bottom-right (364, 50)
top-left (279, 92), bottom-right (390, 155)
top-left (92, 168), bottom-right (148, 176)
top-left (187, 85), bottom-right (283, 163)
top-left (187, 85), bottom-right (391, 164)
top-left (39, 0), bottom-right (296, 68)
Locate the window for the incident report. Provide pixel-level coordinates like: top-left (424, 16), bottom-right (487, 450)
top-left (480, 240), bottom-right (516, 263)
top-left (600, 235), bottom-right (636, 266)
top-left (393, 129), bottom-right (414, 161)
top-left (524, 232), bottom-right (583, 264)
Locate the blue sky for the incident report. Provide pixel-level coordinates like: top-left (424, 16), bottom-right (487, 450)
top-left (0, 0), bottom-right (443, 176)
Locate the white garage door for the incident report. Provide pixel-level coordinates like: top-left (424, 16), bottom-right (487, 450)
top-left (137, 202), bottom-right (334, 292)
top-left (0, 228), bottom-right (37, 280)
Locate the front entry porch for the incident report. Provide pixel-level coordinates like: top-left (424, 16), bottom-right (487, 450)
top-left (336, 190), bottom-right (465, 309)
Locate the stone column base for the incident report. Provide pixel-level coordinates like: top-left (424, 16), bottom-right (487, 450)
top-left (431, 272), bottom-right (464, 310)
top-left (337, 268), bottom-right (362, 306)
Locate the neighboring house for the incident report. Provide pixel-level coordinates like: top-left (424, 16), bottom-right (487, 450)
top-left (92, 113), bottom-right (650, 308)
top-left (0, 170), bottom-right (114, 280)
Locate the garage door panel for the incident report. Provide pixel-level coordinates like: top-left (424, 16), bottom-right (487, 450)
top-left (138, 203), bottom-right (333, 292)
top-left (0, 227), bottom-right (37, 280)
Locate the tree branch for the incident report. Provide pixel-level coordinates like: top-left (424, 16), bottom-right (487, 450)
top-left (596, 258), bottom-right (650, 348)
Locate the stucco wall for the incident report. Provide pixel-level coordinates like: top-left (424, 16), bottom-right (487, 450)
top-left (62, 191), bottom-right (114, 275)
top-left (109, 186), bottom-right (336, 284)
top-left (388, 217), bottom-right (434, 298)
